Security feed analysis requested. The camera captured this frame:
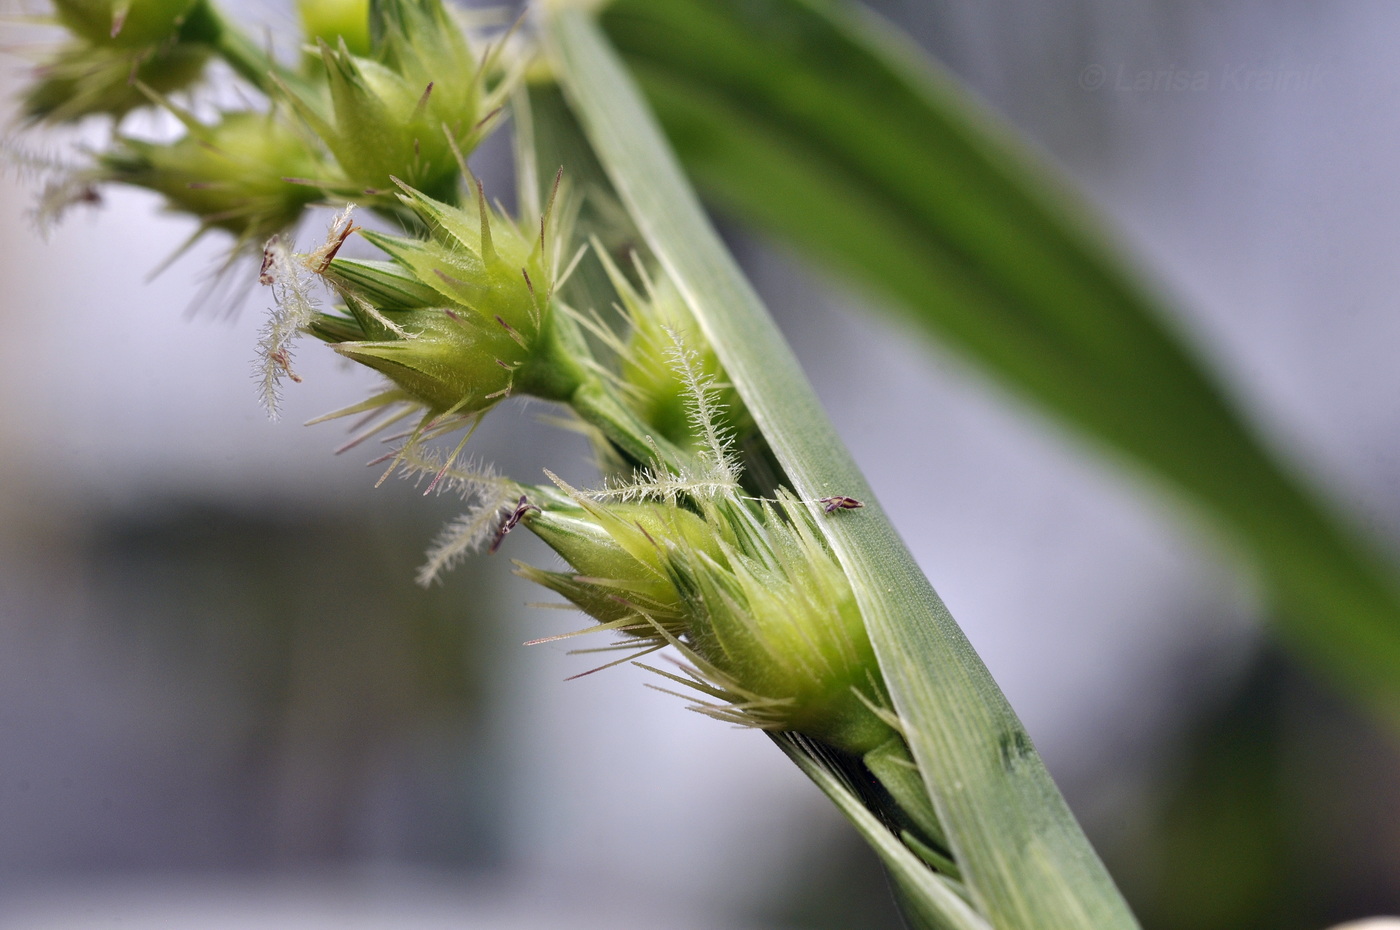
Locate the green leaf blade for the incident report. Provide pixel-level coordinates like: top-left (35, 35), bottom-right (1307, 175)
top-left (596, 0), bottom-right (1400, 726)
top-left (542, 9), bottom-right (1140, 928)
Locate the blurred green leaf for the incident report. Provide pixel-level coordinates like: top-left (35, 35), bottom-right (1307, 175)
top-left (597, 0), bottom-right (1400, 726)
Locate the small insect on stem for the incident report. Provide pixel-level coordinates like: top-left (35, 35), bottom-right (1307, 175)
top-left (490, 495), bottom-right (540, 554)
top-left (819, 496), bottom-right (864, 515)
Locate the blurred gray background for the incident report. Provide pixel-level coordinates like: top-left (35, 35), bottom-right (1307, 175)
top-left (2, 1), bottom-right (1399, 927)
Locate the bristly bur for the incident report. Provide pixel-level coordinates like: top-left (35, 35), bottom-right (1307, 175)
top-left (508, 332), bottom-right (897, 756)
top-left (273, 0), bottom-right (519, 205)
top-left (21, 0), bottom-right (213, 124)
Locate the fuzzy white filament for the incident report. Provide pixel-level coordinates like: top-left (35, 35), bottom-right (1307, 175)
top-left (254, 206), bottom-right (359, 418)
top-left (390, 447), bottom-right (520, 585)
top-left (255, 236), bottom-right (318, 418)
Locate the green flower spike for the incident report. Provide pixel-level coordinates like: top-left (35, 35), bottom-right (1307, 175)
top-left (565, 249), bottom-right (774, 489)
top-left (51, 0), bottom-right (198, 48)
top-left (278, 175), bottom-right (584, 490)
top-left (491, 331), bottom-right (889, 752)
top-left (22, 0), bottom-right (213, 123)
top-left (277, 0), bottom-right (516, 203)
top-left (97, 105), bottom-right (328, 252)
top-left (315, 177), bottom-right (582, 409)
top-left (575, 248), bottom-right (744, 454)
top-left (520, 483), bottom-right (896, 758)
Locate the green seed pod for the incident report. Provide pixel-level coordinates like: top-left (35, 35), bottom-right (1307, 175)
top-left (279, 0), bottom-right (497, 202)
top-left (23, 0), bottom-right (218, 124)
top-left (23, 37), bottom-right (208, 124)
top-left (52, 0), bottom-right (199, 49)
top-left (309, 181), bottom-right (583, 419)
top-left (540, 499), bottom-right (729, 579)
top-left (526, 506), bottom-right (663, 586)
top-left (516, 507), bottom-right (685, 630)
top-left (520, 491), bottom-right (895, 756)
top-left (97, 110), bottom-right (326, 246)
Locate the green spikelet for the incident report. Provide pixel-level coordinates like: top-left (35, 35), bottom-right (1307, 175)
top-left (308, 179), bottom-right (584, 419)
top-left (277, 0), bottom-right (509, 203)
top-left (521, 487), bottom-right (895, 756)
top-left (23, 0), bottom-right (214, 123)
top-left (97, 109), bottom-right (327, 248)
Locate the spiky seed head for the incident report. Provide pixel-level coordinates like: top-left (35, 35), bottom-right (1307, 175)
top-left (21, 0), bottom-right (219, 124)
top-left (51, 0), bottom-right (200, 49)
top-left (520, 492), bottom-right (895, 755)
top-left (279, 0), bottom-right (497, 203)
top-left (308, 182), bottom-right (583, 419)
top-left (669, 500), bottom-right (893, 754)
top-left (23, 38), bottom-right (207, 125)
top-left (593, 254), bottom-right (755, 461)
top-left (297, 0), bottom-right (372, 56)
top-left (621, 279), bottom-right (721, 445)
top-left (96, 111), bottom-right (327, 247)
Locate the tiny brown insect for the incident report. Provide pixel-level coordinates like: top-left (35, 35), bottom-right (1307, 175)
top-left (258, 240), bottom-right (279, 286)
top-left (819, 496), bottom-right (864, 514)
top-left (490, 495), bottom-right (540, 553)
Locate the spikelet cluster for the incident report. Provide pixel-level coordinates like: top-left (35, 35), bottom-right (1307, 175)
top-left (9, 0), bottom-right (517, 263)
top-left (303, 175), bottom-right (580, 428)
top-left (21, 0), bottom-right (213, 124)
top-left (514, 335), bottom-right (892, 755)
top-left (275, 0), bottom-right (518, 203)
top-left (101, 107), bottom-right (326, 250)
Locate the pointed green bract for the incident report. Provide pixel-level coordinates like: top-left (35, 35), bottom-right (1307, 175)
top-left (310, 181), bottom-right (583, 418)
top-left (319, 258), bottom-right (442, 310)
top-left (331, 311), bottom-right (516, 415)
top-left (277, 0), bottom-right (499, 202)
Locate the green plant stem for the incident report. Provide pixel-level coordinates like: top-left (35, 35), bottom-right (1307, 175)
top-left (569, 376), bottom-right (685, 466)
top-left (198, 1), bottom-right (304, 95)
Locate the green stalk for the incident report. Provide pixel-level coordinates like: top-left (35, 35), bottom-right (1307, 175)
top-left (542, 9), bottom-right (1139, 929)
top-left (186, 1), bottom-right (279, 92)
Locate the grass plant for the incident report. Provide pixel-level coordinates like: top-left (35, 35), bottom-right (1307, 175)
top-left (7, 1), bottom-right (1398, 926)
